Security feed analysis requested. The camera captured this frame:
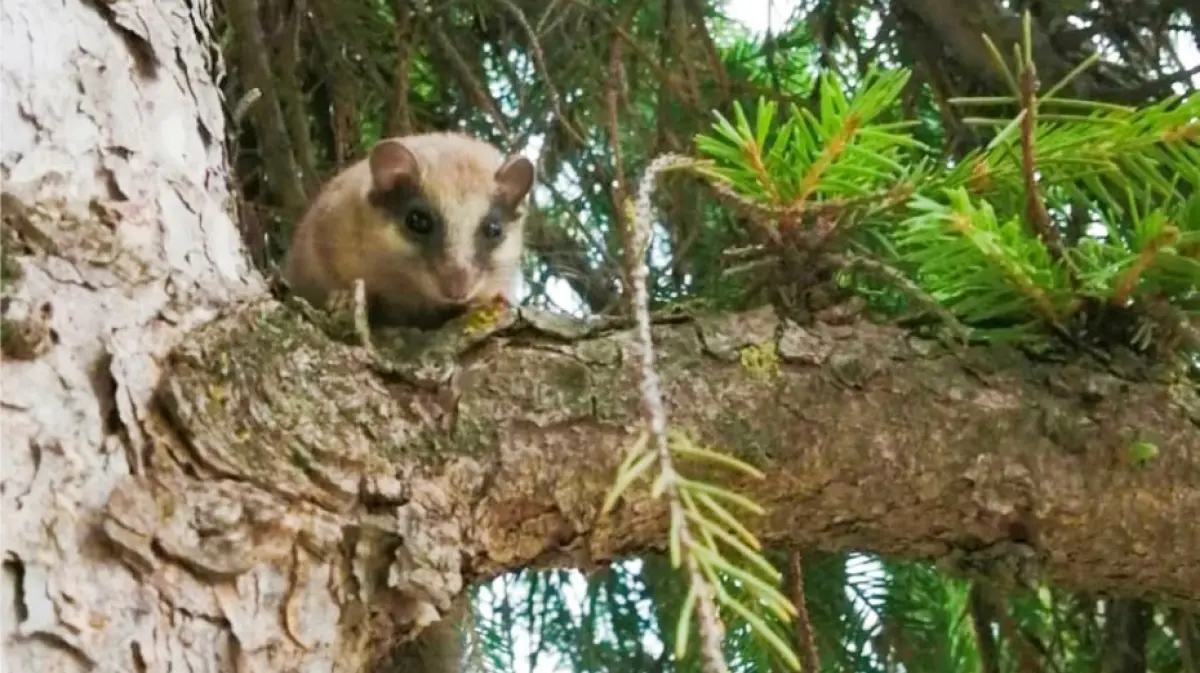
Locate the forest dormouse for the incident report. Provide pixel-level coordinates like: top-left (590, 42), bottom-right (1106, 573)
top-left (283, 131), bottom-right (535, 330)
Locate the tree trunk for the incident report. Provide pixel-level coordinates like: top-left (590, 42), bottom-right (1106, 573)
top-left (0, 0), bottom-right (268, 669)
top-left (3, 1), bottom-right (1199, 672)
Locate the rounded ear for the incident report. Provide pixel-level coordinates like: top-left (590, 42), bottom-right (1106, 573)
top-left (368, 139), bottom-right (420, 192)
top-left (494, 155), bottom-right (535, 208)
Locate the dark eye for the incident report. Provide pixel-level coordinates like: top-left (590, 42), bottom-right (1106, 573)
top-left (482, 218), bottom-right (504, 240)
top-left (405, 209), bottom-right (435, 235)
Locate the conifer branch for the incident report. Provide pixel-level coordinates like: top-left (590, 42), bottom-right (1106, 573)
top-left (603, 152), bottom-right (804, 672)
top-left (623, 152), bottom-right (732, 673)
top-left (495, 0), bottom-right (586, 148)
top-left (1015, 12), bottom-right (1075, 285)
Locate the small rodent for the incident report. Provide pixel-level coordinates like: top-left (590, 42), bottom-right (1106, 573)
top-left (283, 132), bottom-right (536, 330)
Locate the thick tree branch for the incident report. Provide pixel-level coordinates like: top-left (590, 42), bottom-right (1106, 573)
top-left (106, 302), bottom-right (1200, 654)
top-left (896, 0), bottom-right (1091, 96)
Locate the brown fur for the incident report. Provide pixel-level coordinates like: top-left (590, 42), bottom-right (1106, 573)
top-left (283, 132), bottom-right (535, 329)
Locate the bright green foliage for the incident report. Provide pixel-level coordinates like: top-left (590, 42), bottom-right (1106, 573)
top-left (897, 189), bottom-right (1078, 340)
top-left (469, 550), bottom-right (1197, 673)
top-left (695, 69), bottom-right (924, 207)
top-left (692, 61), bottom-right (1199, 356)
top-left (843, 560), bottom-right (981, 673)
top-left (903, 95), bottom-right (1200, 344)
top-left (601, 428), bottom-right (802, 671)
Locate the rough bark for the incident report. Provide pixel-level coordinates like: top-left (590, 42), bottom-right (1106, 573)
top-left (1, 0), bottom-right (261, 670)
top-left (893, 0), bottom-right (1190, 103)
top-left (896, 0), bottom-right (1075, 93)
top-left (3, 0), bottom-right (1200, 672)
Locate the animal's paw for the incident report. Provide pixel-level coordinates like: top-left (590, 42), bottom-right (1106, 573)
top-left (323, 283), bottom-right (372, 347)
top-left (325, 287), bottom-right (356, 322)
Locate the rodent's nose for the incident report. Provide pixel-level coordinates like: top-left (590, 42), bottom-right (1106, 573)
top-left (437, 265), bottom-right (474, 302)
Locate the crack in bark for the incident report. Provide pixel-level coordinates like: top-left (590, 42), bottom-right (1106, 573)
top-left (79, 0), bottom-right (160, 78)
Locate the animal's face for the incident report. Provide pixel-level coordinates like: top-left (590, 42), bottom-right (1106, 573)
top-left (364, 135), bottom-right (534, 307)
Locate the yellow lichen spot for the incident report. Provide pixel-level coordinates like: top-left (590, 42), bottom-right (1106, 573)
top-left (739, 341), bottom-right (780, 381)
